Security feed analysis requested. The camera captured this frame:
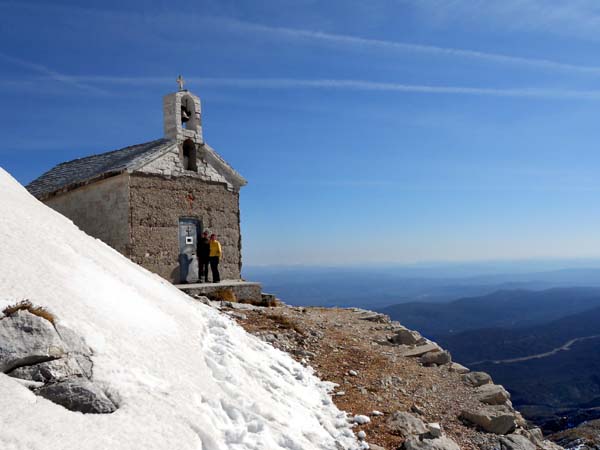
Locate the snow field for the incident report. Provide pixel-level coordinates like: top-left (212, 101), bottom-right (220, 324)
top-left (0, 168), bottom-right (358, 450)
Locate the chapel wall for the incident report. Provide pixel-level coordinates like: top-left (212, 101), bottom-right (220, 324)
top-left (128, 173), bottom-right (242, 283)
top-left (44, 174), bottom-right (130, 254)
top-left (137, 145), bottom-right (232, 188)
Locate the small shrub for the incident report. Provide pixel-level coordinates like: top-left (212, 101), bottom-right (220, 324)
top-left (267, 313), bottom-right (304, 335)
top-left (209, 289), bottom-right (237, 302)
top-left (2, 300), bottom-right (55, 324)
top-left (239, 297), bottom-right (281, 307)
top-left (261, 295), bottom-right (281, 307)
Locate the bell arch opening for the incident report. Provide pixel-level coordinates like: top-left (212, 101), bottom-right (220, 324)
top-left (182, 139), bottom-right (197, 172)
top-left (180, 95), bottom-right (197, 131)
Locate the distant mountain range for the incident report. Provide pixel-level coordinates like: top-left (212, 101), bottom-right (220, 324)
top-left (380, 287), bottom-right (600, 432)
top-left (380, 287), bottom-right (600, 336)
top-left (244, 265), bottom-right (600, 309)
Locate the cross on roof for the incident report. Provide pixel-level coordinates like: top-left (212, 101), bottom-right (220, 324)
top-left (176, 75), bottom-right (185, 91)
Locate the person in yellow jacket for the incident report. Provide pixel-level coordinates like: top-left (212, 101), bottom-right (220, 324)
top-left (209, 234), bottom-right (222, 283)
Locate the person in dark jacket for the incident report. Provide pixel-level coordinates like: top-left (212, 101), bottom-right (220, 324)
top-left (198, 231), bottom-right (210, 282)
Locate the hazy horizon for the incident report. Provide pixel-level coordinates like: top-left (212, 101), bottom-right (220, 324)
top-left (244, 257), bottom-right (600, 273)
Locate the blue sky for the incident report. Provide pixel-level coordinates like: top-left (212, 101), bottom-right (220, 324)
top-left (3, 0), bottom-right (600, 266)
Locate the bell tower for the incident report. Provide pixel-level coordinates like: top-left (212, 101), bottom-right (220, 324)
top-left (163, 75), bottom-right (203, 145)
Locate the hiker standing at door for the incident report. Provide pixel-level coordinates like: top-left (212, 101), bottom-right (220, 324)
top-left (209, 234), bottom-right (222, 283)
top-left (198, 231), bottom-right (210, 282)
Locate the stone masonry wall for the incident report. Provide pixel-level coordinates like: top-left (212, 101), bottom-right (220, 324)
top-left (128, 173), bottom-right (241, 283)
top-left (140, 144), bottom-right (231, 188)
top-left (44, 175), bottom-right (130, 254)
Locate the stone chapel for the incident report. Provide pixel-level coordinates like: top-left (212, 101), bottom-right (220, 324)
top-left (27, 81), bottom-right (247, 284)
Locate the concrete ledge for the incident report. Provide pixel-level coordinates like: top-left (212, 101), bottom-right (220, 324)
top-left (176, 280), bottom-right (262, 303)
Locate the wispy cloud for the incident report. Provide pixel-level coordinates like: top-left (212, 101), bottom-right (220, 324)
top-left (0, 52), bottom-right (108, 95)
top-left (2, 1), bottom-right (600, 76)
top-left (7, 73), bottom-right (600, 100)
top-left (66, 76), bottom-right (600, 101)
top-left (410, 0), bottom-right (600, 41)
top-left (218, 18), bottom-right (600, 75)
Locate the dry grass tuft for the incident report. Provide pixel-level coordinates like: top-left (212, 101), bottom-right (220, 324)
top-left (239, 297), bottom-right (281, 307)
top-left (2, 300), bottom-right (56, 324)
top-left (209, 289), bottom-right (237, 302)
top-left (261, 295), bottom-right (281, 307)
top-left (267, 313), bottom-right (305, 335)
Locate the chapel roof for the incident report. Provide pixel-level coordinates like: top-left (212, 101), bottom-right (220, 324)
top-left (26, 138), bottom-right (245, 199)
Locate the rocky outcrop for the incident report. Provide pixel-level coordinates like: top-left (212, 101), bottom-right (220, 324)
top-left (389, 328), bottom-right (423, 346)
top-left (35, 379), bottom-right (116, 414)
top-left (403, 435), bottom-right (461, 450)
top-left (388, 411), bottom-right (429, 436)
top-left (10, 357), bottom-right (85, 383)
top-left (500, 433), bottom-right (538, 450)
top-left (449, 362), bottom-right (470, 374)
top-left (1, 305), bottom-right (117, 414)
top-left (460, 404), bottom-right (519, 435)
top-left (462, 371), bottom-right (493, 387)
top-left (475, 383), bottom-right (511, 405)
top-left (0, 309), bottom-right (64, 372)
top-left (385, 410), bottom-right (461, 449)
top-left (397, 342), bottom-right (442, 358)
top-left (420, 350), bottom-right (452, 367)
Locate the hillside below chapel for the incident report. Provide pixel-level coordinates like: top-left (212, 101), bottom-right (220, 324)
top-left (198, 296), bottom-right (569, 450)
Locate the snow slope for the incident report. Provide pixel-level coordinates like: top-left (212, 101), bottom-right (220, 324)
top-left (0, 168), bottom-right (358, 450)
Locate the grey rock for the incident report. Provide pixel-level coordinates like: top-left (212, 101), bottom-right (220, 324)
top-left (427, 423), bottom-right (443, 438)
top-left (11, 377), bottom-right (44, 389)
top-left (54, 324), bottom-right (94, 377)
top-left (369, 445), bottom-right (386, 450)
top-left (389, 328), bottom-right (422, 346)
top-left (420, 350), bottom-right (451, 366)
top-left (295, 349), bottom-right (316, 359)
top-left (355, 310), bottom-right (389, 323)
top-left (74, 354), bottom-right (94, 379)
top-left (403, 436), bottom-right (461, 450)
top-left (461, 405), bottom-right (518, 435)
top-left (514, 429), bottom-right (561, 450)
top-left (387, 411), bottom-right (428, 437)
top-left (54, 324), bottom-right (92, 356)
top-left (0, 310), bottom-right (64, 373)
top-left (539, 441), bottom-right (563, 450)
top-left (525, 428), bottom-right (543, 443)
top-left (226, 311), bottom-right (247, 321)
top-left (463, 371), bottom-right (493, 387)
top-left (399, 343), bottom-right (442, 358)
top-left (9, 357), bottom-right (84, 383)
top-left (1, 309), bottom-right (118, 414)
top-left (411, 404), bottom-right (426, 416)
top-left (499, 434), bottom-right (536, 450)
top-left (220, 301), bottom-right (260, 311)
top-left (476, 384), bottom-right (511, 405)
top-left (449, 362), bottom-right (470, 374)
top-left (36, 379), bottom-right (117, 414)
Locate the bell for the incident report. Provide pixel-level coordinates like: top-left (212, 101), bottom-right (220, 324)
top-left (181, 106), bottom-right (190, 123)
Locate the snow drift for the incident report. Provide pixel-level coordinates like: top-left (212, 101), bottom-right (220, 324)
top-left (0, 168), bottom-right (357, 450)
